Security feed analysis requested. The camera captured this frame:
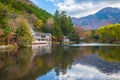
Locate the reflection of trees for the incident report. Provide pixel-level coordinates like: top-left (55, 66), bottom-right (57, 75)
top-left (0, 47), bottom-right (33, 80)
top-left (32, 45), bottom-right (74, 76)
top-left (96, 47), bottom-right (120, 62)
top-left (1, 45), bottom-right (120, 80)
top-left (71, 46), bottom-right (120, 63)
top-left (54, 45), bottom-right (73, 75)
top-left (53, 46), bottom-right (97, 75)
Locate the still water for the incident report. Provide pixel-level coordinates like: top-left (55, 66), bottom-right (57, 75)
top-left (0, 44), bottom-right (120, 80)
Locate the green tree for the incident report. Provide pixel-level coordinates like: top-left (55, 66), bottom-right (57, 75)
top-left (97, 23), bottom-right (120, 43)
top-left (52, 22), bottom-right (63, 41)
top-left (16, 18), bottom-right (33, 47)
top-left (52, 10), bottom-right (74, 41)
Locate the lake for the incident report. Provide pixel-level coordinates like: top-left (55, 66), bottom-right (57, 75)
top-left (0, 44), bottom-right (120, 80)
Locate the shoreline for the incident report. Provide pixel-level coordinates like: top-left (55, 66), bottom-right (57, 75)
top-left (0, 45), bottom-right (17, 50)
top-left (0, 45), bottom-right (7, 49)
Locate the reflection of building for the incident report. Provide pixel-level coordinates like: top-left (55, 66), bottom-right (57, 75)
top-left (32, 44), bottom-right (52, 56)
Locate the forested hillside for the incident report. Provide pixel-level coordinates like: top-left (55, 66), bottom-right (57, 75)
top-left (0, 0), bottom-right (82, 47)
top-left (0, 0), bottom-right (52, 47)
top-left (0, 0), bottom-right (52, 22)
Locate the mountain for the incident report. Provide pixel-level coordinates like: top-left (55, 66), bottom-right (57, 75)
top-left (72, 7), bottom-right (120, 29)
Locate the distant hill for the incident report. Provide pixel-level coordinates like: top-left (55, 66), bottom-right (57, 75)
top-left (72, 7), bottom-right (120, 29)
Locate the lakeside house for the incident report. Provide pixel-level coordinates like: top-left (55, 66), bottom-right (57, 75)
top-left (32, 32), bottom-right (52, 44)
top-left (63, 36), bottom-right (70, 43)
top-left (30, 27), bottom-right (52, 44)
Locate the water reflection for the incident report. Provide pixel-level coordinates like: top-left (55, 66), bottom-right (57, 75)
top-left (0, 44), bottom-right (120, 80)
top-left (0, 47), bottom-right (33, 80)
top-left (32, 44), bottom-right (52, 55)
top-left (57, 64), bottom-right (120, 80)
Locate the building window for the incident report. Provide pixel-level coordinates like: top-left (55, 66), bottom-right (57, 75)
top-left (41, 35), bottom-right (46, 38)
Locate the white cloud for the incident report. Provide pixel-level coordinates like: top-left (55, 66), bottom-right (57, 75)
top-left (37, 0), bottom-right (120, 18)
top-left (54, 0), bottom-right (120, 18)
top-left (58, 64), bottom-right (120, 80)
top-left (46, 0), bottom-right (55, 2)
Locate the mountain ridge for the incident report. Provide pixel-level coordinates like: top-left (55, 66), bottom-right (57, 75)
top-left (72, 7), bottom-right (120, 29)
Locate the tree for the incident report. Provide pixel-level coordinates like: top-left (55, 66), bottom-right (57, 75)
top-left (34, 19), bottom-right (43, 31)
top-left (0, 3), bottom-right (13, 45)
top-left (97, 23), bottom-right (120, 43)
top-left (52, 22), bottom-right (63, 41)
top-left (16, 17), bottom-right (33, 47)
top-left (41, 18), bottom-right (54, 33)
top-left (84, 29), bottom-right (92, 42)
top-left (52, 10), bottom-right (74, 41)
top-left (60, 11), bottom-right (73, 35)
top-left (73, 26), bottom-right (84, 37)
top-left (46, 18), bottom-right (54, 29)
top-left (54, 10), bottom-right (60, 22)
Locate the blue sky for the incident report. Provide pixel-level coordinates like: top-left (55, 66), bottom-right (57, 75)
top-left (30, 0), bottom-right (120, 18)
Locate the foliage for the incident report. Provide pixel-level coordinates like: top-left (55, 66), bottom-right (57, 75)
top-left (73, 26), bottom-right (84, 37)
top-left (16, 18), bottom-right (33, 47)
top-left (67, 33), bottom-right (80, 43)
top-left (0, 3), bottom-right (13, 45)
top-left (0, 0), bottom-right (52, 46)
top-left (53, 11), bottom-right (73, 36)
top-left (97, 47), bottom-right (120, 62)
top-left (34, 19), bottom-right (43, 31)
top-left (0, 0), bottom-right (52, 22)
top-left (41, 10), bottom-right (75, 42)
top-left (52, 22), bottom-right (63, 41)
top-left (97, 23), bottom-right (120, 43)
top-left (91, 30), bottom-right (99, 41)
top-left (84, 29), bottom-right (92, 42)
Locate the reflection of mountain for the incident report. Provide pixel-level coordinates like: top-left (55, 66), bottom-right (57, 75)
top-left (73, 46), bottom-right (120, 74)
top-left (75, 54), bottom-right (120, 74)
top-left (0, 45), bottom-right (120, 80)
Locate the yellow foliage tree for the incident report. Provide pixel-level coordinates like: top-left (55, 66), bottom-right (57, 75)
top-left (98, 23), bottom-right (120, 43)
top-left (35, 19), bottom-right (43, 31)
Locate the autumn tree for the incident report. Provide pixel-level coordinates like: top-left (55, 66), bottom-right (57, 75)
top-left (40, 18), bottom-right (54, 33)
top-left (73, 26), bottom-right (84, 37)
top-left (16, 17), bottom-right (33, 47)
top-left (97, 23), bottom-right (120, 43)
top-left (84, 29), bottom-right (92, 42)
top-left (34, 19), bottom-right (43, 31)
